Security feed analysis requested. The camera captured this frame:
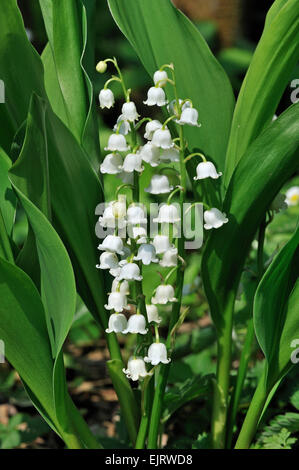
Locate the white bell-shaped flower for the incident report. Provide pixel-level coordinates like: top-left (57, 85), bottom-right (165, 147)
top-left (113, 114), bottom-right (130, 135)
top-left (121, 101), bottom-right (139, 122)
top-left (117, 262), bottom-right (143, 281)
top-left (146, 304), bottom-right (162, 324)
top-left (96, 251), bottom-right (119, 270)
top-left (123, 314), bottom-right (148, 335)
top-left (130, 226), bottom-right (147, 244)
top-left (105, 292), bottom-right (128, 312)
top-left (144, 87), bottom-right (168, 106)
top-left (286, 186), bottom-right (299, 206)
top-left (152, 128), bottom-right (174, 149)
top-left (160, 247), bottom-right (178, 267)
top-left (121, 153), bottom-right (144, 173)
top-left (111, 279), bottom-right (130, 295)
top-left (144, 120), bottom-right (162, 140)
top-left (145, 174), bottom-right (173, 195)
top-left (134, 244), bottom-right (158, 265)
top-left (105, 313), bottom-right (127, 333)
top-left (139, 142), bottom-right (160, 167)
top-left (204, 208), bottom-right (228, 230)
top-left (151, 285), bottom-right (178, 305)
top-left (152, 235), bottom-right (173, 254)
top-left (194, 161), bottom-right (222, 180)
top-left (99, 88), bottom-right (115, 109)
top-left (167, 99), bottom-right (191, 115)
top-left (153, 204), bottom-right (181, 223)
top-left (144, 342), bottom-right (171, 365)
top-left (100, 153), bottom-right (123, 175)
top-left (98, 235), bottom-right (124, 255)
top-left (153, 70), bottom-right (168, 87)
top-left (176, 107), bottom-right (201, 127)
top-left (123, 357), bottom-right (152, 381)
top-left (160, 147), bottom-right (180, 163)
top-left (127, 205), bottom-right (147, 225)
top-left (112, 198), bottom-right (127, 219)
top-left (104, 133), bottom-right (129, 152)
top-left (99, 204), bottom-right (126, 229)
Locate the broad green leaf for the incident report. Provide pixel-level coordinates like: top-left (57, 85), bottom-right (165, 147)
top-left (202, 104), bottom-right (299, 332)
top-left (225, 0), bottom-right (299, 185)
top-left (40, 0), bottom-right (100, 170)
top-left (0, 257), bottom-right (57, 430)
top-left (108, 0), bottom-right (235, 175)
top-left (254, 225), bottom-right (299, 389)
top-left (0, 148), bottom-right (16, 236)
top-left (0, 0), bottom-right (46, 149)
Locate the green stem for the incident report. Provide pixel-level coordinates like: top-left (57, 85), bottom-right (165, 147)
top-left (226, 217), bottom-right (267, 447)
top-left (211, 296), bottom-right (234, 449)
top-left (147, 125), bottom-right (186, 450)
top-left (234, 370), bottom-right (268, 449)
top-left (135, 377), bottom-right (154, 449)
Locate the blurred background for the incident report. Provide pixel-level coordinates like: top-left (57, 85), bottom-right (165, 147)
top-left (0, 0), bottom-right (298, 450)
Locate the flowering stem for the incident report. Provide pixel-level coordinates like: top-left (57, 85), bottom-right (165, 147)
top-left (184, 152), bottom-right (206, 164)
top-left (147, 125), bottom-right (186, 449)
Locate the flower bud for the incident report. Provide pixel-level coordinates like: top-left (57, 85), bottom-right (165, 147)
top-left (96, 60), bottom-right (107, 73)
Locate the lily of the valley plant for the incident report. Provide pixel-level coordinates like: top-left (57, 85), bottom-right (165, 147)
top-left (0, 0), bottom-right (298, 450)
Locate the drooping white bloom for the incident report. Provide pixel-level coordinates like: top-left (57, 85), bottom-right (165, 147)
top-left (112, 198), bottom-right (127, 219)
top-left (194, 161), bottom-right (222, 180)
top-left (152, 128), bottom-right (174, 149)
top-left (123, 314), bottom-right (148, 335)
top-left (99, 88), bottom-right (115, 109)
top-left (127, 205), bottom-right (147, 225)
top-left (144, 87), bottom-right (168, 107)
top-left (151, 285), bottom-right (178, 305)
top-left (153, 70), bottom-right (168, 87)
top-left (144, 342), bottom-right (171, 365)
top-left (152, 235), bottom-right (173, 254)
top-left (167, 99), bottom-right (191, 115)
top-left (104, 133), bottom-right (129, 152)
top-left (121, 152), bottom-right (144, 173)
top-left (111, 279), bottom-right (130, 295)
top-left (204, 208), bottom-right (228, 230)
top-left (153, 204), bottom-right (181, 223)
top-left (113, 114), bottom-right (131, 135)
top-left (139, 142), bottom-right (160, 167)
top-left (130, 226), bottom-right (147, 244)
top-left (146, 304), bottom-right (162, 324)
top-left (286, 186), bottom-right (299, 206)
top-left (100, 153), bottom-right (123, 175)
top-left (160, 147), bottom-right (180, 163)
top-left (123, 357), bottom-right (152, 381)
top-left (144, 120), bottom-right (163, 140)
top-left (98, 235), bottom-right (124, 255)
top-left (121, 101), bottom-right (140, 122)
top-left (99, 204), bottom-right (126, 229)
top-left (176, 107), bottom-right (201, 127)
top-left (145, 174), bottom-right (174, 195)
top-left (160, 247), bottom-right (178, 267)
top-left (117, 262), bottom-right (143, 281)
top-left (96, 252), bottom-right (119, 271)
top-left (105, 313), bottom-right (127, 333)
top-left (270, 193), bottom-right (287, 213)
top-left (134, 244), bottom-right (158, 265)
top-left (105, 292), bottom-right (128, 312)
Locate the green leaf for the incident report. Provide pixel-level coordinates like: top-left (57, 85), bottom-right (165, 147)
top-left (162, 375), bottom-right (212, 423)
top-left (225, 0), bottom-right (299, 185)
top-left (254, 224), bottom-right (299, 389)
top-left (202, 104), bottom-right (299, 333)
top-left (0, 148), bottom-right (16, 236)
top-left (0, 0), bottom-right (47, 149)
top-left (108, 0), bottom-right (234, 175)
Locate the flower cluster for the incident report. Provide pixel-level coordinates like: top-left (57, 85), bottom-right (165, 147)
top-left (96, 58), bottom-right (228, 382)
